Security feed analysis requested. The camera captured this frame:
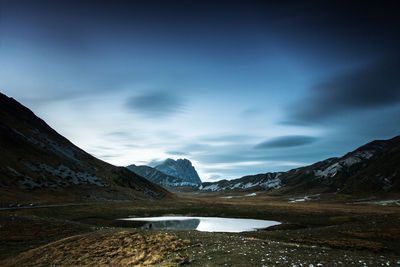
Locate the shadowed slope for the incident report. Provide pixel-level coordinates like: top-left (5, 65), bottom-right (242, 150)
top-left (201, 136), bottom-right (400, 195)
top-left (0, 92), bottom-right (171, 202)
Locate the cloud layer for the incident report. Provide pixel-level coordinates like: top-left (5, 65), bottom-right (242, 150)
top-left (126, 91), bottom-right (184, 118)
top-left (254, 135), bottom-right (318, 149)
top-left (1, 0), bottom-right (399, 181)
top-left (287, 57), bottom-right (400, 124)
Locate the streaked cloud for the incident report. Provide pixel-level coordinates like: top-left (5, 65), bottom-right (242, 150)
top-left (125, 91), bottom-right (184, 118)
top-left (104, 131), bottom-right (133, 138)
top-left (286, 57), bottom-right (400, 124)
top-left (1, 0), bottom-right (399, 182)
top-left (255, 135), bottom-right (318, 149)
top-left (240, 107), bottom-right (262, 117)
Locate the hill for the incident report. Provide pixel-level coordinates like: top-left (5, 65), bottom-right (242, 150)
top-left (200, 136), bottom-right (400, 195)
top-left (0, 92), bottom-right (170, 203)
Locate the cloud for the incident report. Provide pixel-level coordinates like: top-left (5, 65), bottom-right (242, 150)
top-left (199, 160), bottom-right (306, 180)
top-left (98, 154), bottom-right (120, 158)
top-left (124, 144), bottom-right (140, 148)
top-left (105, 131), bottom-right (133, 138)
top-left (200, 134), bottom-right (255, 143)
top-left (125, 91), bottom-right (184, 118)
top-left (286, 57), bottom-right (400, 124)
top-left (254, 135), bottom-right (318, 149)
top-left (147, 159), bottom-right (165, 167)
top-left (103, 131), bottom-right (143, 144)
top-left (240, 107), bottom-right (262, 117)
top-left (180, 143), bottom-right (215, 153)
top-left (206, 174), bottom-right (224, 182)
top-left (166, 151), bottom-right (189, 156)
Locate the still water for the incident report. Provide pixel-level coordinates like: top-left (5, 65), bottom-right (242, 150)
top-left (120, 216), bottom-right (280, 232)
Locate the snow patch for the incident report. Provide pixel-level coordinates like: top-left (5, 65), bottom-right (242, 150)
top-left (314, 150), bottom-right (375, 179)
top-left (289, 194), bottom-right (320, 203)
top-left (351, 199), bottom-right (400, 206)
top-left (314, 163), bottom-right (342, 179)
top-left (7, 167), bottom-right (23, 176)
top-left (17, 161), bottom-right (108, 189)
top-left (200, 183), bottom-right (221, 191)
top-left (200, 173), bottom-right (282, 191)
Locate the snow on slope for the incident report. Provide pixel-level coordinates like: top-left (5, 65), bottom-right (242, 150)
top-left (200, 173), bottom-right (282, 191)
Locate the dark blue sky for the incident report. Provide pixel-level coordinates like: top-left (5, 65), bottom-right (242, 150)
top-left (1, 0), bottom-right (400, 181)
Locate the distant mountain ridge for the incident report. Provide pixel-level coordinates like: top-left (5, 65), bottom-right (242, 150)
top-left (200, 136), bottom-right (400, 194)
top-left (0, 92), bottom-right (170, 202)
top-left (127, 158), bottom-right (202, 188)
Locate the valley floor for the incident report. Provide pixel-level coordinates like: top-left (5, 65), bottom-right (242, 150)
top-left (0, 191), bottom-right (399, 266)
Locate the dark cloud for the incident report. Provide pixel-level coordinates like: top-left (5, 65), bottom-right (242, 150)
top-left (333, 105), bottom-right (400, 140)
top-left (287, 57), bottom-right (400, 124)
top-left (126, 91), bottom-right (184, 118)
top-left (254, 135), bottom-right (318, 149)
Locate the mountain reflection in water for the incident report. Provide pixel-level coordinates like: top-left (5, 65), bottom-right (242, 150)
top-left (139, 218), bottom-right (200, 230)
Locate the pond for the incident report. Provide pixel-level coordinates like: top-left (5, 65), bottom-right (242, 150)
top-left (119, 216), bottom-right (280, 232)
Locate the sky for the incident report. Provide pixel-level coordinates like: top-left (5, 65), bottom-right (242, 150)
top-left (1, 0), bottom-right (400, 181)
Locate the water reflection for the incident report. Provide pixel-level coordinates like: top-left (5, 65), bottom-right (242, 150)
top-left (139, 218), bottom-right (200, 230)
top-left (120, 216), bottom-right (280, 232)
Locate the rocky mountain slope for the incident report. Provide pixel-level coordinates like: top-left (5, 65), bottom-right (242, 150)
top-left (200, 136), bottom-right (400, 194)
top-left (0, 92), bottom-right (170, 202)
top-left (127, 164), bottom-right (198, 187)
top-left (153, 158), bottom-right (202, 186)
top-left (200, 172), bottom-right (282, 192)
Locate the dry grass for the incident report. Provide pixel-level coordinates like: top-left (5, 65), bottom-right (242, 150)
top-left (0, 215), bottom-right (86, 260)
top-left (291, 237), bottom-right (384, 252)
top-left (341, 228), bottom-right (400, 239)
top-left (0, 220), bottom-right (79, 243)
top-left (1, 231), bottom-right (190, 266)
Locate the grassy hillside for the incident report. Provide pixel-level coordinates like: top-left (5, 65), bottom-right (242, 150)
top-left (0, 92), bottom-right (171, 203)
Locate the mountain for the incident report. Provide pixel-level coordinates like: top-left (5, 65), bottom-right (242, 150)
top-left (200, 136), bottom-right (400, 194)
top-left (154, 158), bottom-right (202, 186)
top-left (200, 172), bottom-right (283, 192)
top-left (0, 92), bottom-right (170, 202)
top-left (126, 164), bottom-right (198, 187)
